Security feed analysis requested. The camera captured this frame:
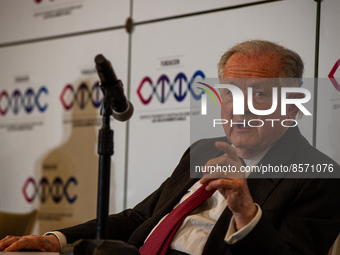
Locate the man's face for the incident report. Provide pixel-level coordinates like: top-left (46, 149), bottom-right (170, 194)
top-left (221, 52), bottom-right (294, 158)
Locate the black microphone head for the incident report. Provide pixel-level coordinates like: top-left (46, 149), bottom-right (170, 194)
top-left (95, 54), bottom-right (106, 65)
top-left (95, 54), bottom-right (118, 82)
top-left (94, 54), bottom-right (133, 121)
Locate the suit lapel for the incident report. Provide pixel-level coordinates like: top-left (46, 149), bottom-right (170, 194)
top-left (246, 126), bottom-right (304, 206)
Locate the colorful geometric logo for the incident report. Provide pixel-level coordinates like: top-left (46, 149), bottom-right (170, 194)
top-left (0, 86), bottom-right (48, 116)
top-left (22, 176), bottom-right (78, 204)
top-left (60, 81), bottom-right (102, 110)
top-left (329, 59), bottom-right (340, 91)
top-left (137, 71), bottom-right (205, 105)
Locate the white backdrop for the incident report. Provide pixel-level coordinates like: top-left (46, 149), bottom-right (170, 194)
top-left (317, 0), bottom-right (340, 163)
top-left (0, 0), bottom-right (129, 44)
top-left (0, 29), bottom-right (128, 234)
top-left (132, 0), bottom-right (262, 22)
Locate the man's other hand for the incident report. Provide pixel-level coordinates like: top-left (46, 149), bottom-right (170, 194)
top-left (0, 234), bottom-right (60, 252)
top-left (200, 141), bottom-right (257, 230)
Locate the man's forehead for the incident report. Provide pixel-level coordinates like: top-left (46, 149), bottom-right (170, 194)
top-left (223, 52), bottom-right (281, 79)
top-left (220, 77), bottom-right (279, 88)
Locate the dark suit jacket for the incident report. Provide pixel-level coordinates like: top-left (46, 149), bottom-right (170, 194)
top-left (60, 127), bottom-right (340, 254)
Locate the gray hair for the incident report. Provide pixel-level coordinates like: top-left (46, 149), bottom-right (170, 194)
top-left (218, 40), bottom-right (304, 87)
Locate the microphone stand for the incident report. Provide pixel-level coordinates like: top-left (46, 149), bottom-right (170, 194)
top-left (96, 84), bottom-right (113, 240)
top-left (61, 57), bottom-right (138, 255)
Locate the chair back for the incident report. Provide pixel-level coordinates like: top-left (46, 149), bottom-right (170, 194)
top-left (328, 235), bottom-right (340, 255)
top-left (0, 209), bottom-right (39, 239)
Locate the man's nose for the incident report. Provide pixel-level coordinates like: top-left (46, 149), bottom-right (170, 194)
top-left (242, 90), bottom-right (251, 115)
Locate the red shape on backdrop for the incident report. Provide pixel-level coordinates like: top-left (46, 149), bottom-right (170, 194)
top-left (329, 59), bottom-right (340, 91)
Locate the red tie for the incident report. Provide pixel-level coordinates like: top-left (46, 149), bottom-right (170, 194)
top-left (140, 183), bottom-right (216, 255)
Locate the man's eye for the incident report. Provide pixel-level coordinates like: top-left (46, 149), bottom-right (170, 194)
top-left (255, 92), bottom-right (266, 97)
top-left (221, 90), bottom-right (232, 96)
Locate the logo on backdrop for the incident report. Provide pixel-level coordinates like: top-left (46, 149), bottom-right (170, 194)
top-left (0, 87), bottom-right (48, 116)
top-left (329, 59), bottom-right (340, 91)
top-left (137, 70), bottom-right (205, 105)
top-left (34, 0), bottom-right (56, 4)
top-left (33, 0), bottom-right (82, 19)
top-left (60, 81), bottom-right (102, 110)
top-left (22, 176), bottom-right (78, 204)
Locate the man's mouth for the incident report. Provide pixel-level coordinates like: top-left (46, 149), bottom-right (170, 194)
top-left (236, 123), bottom-right (251, 128)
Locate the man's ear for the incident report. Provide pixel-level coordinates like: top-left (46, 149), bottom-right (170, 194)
top-left (286, 93), bottom-right (304, 119)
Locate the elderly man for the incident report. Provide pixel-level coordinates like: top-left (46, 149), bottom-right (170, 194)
top-left (1, 40), bottom-right (339, 254)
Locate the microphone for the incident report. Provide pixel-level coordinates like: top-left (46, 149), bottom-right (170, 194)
top-left (95, 54), bottom-right (134, 121)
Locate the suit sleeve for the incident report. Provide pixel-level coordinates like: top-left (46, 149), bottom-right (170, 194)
top-left (227, 178), bottom-right (340, 255)
top-left (57, 174), bottom-right (176, 244)
top-left (57, 146), bottom-right (193, 244)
